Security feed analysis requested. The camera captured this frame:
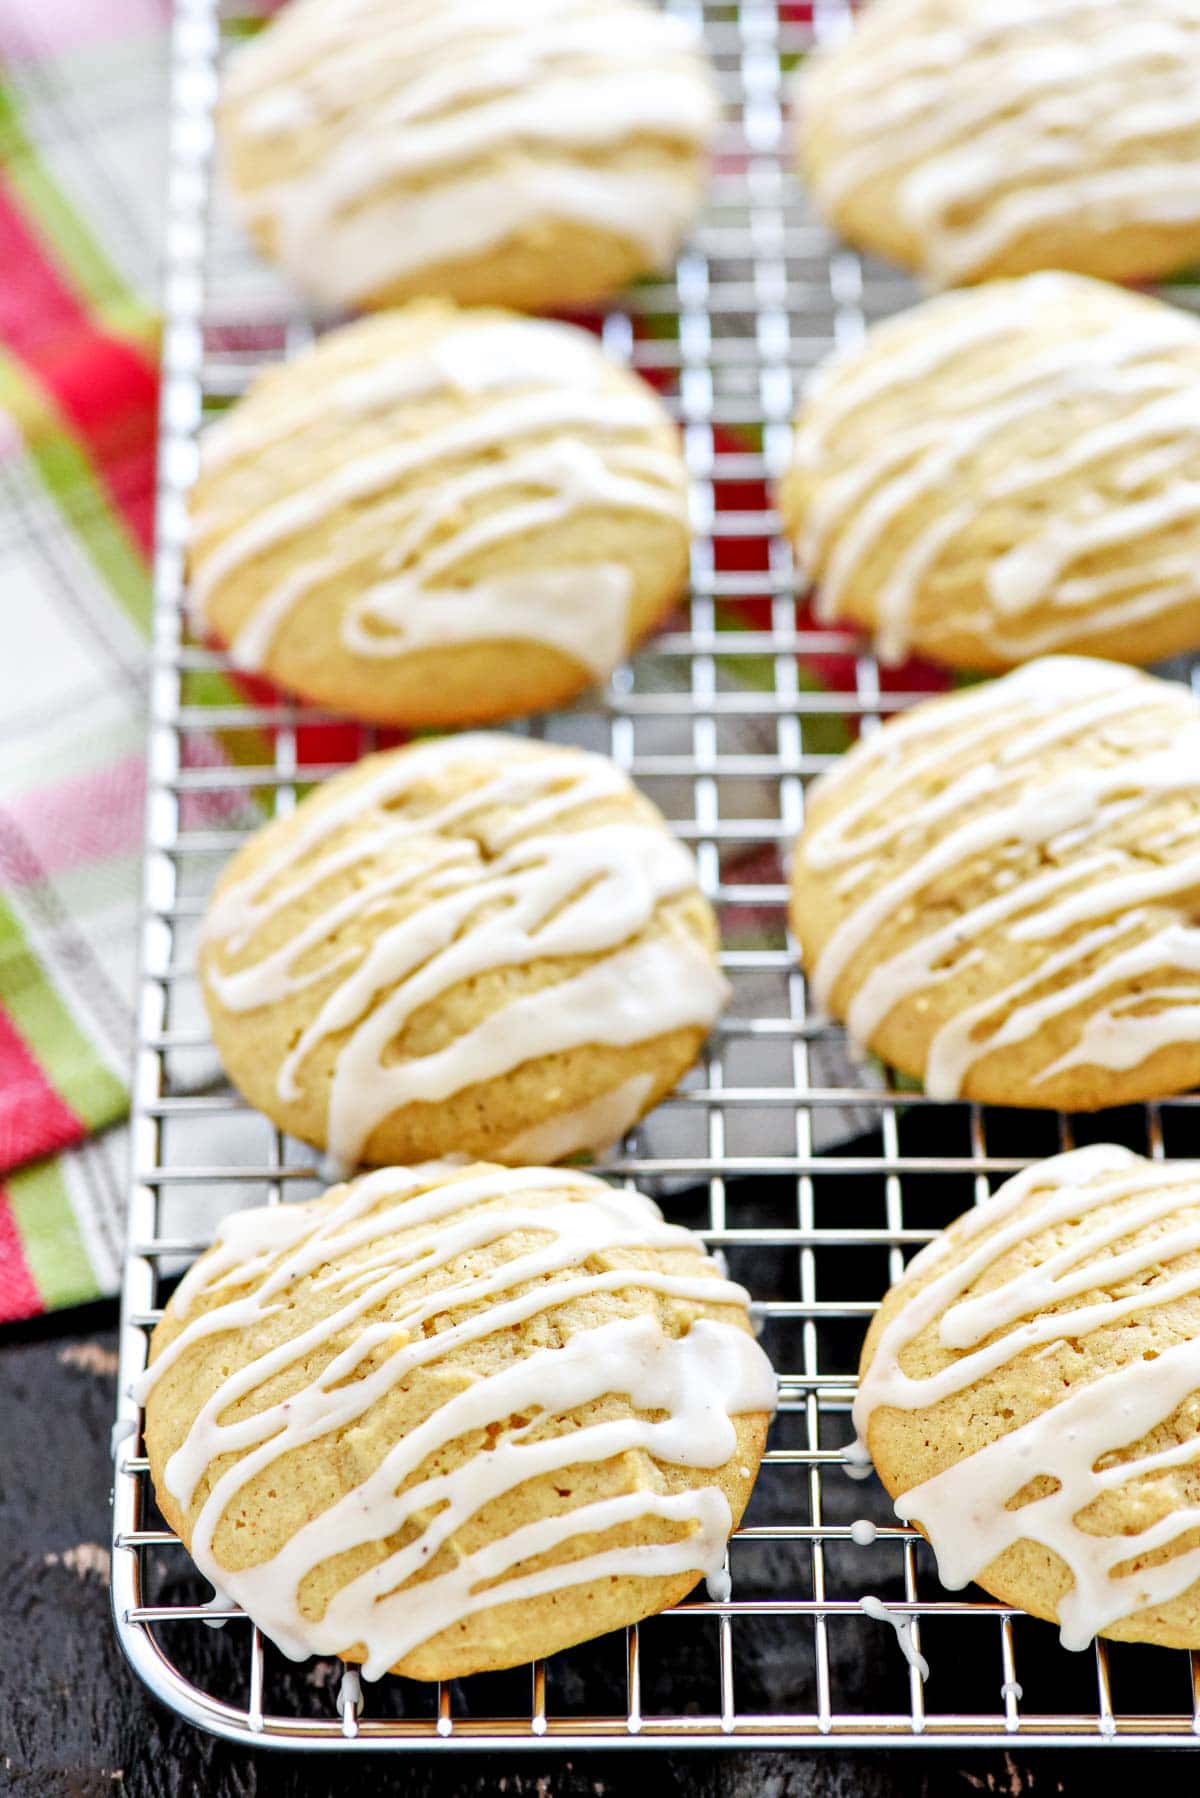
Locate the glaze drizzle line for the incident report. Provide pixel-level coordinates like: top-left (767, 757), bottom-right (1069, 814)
top-left (139, 1163), bottom-right (777, 1678)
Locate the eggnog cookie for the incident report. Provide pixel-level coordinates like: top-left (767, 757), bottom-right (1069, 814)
top-left (218, 0), bottom-right (719, 313)
top-left (781, 274), bottom-right (1200, 670)
top-left (789, 657), bottom-right (1200, 1111)
top-left (200, 735), bottom-right (728, 1170)
top-left (188, 304), bottom-right (690, 726)
top-left (795, 0), bottom-right (1200, 286)
top-left (140, 1160), bottom-right (776, 1679)
top-left (857, 1144), bottom-right (1200, 1649)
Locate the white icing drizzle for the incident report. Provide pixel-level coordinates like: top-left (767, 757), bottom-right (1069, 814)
top-left (859, 1596), bottom-right (929, 1682)
top-left (706, 1566), bottom-right (732, 1603)
top-left (110, 1418), bottom-right (137, 1460)
top-left (201, 1584), bottom-right (233, 1631)
top-left (139, 1163), bottom-right (777, 1678)
top-left (800, 0), bottom-right (1200, 285)
top-left (336, 1665), bottom-right (362, 1735)
top-left (790, 274), bottom-right (1200, 663)
top-left (855, 1145), bottom-right (1200, 1650)
top-left (493, 1072), bottom-right (656, 1165)
top-left (222, 0), bottom-right (718, 307)
top-left (798, 657), bottom-right (1200, 1101)
top-left (844, 1438), bottom-right (874, 1481)
top-left (202, 735), bottom-right (728, 1167)
top-left (191, 318), bottom-right (686, 678)
top-left (340, 565), bottom-right (637, 683)
top-left (198, 317), bottom-right (613, 475)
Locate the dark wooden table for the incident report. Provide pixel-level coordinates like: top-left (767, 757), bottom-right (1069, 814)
top-left (7, 1304), bottom-right (1200, 1798)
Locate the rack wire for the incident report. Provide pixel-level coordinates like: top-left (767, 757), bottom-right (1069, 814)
top-left (111, 0), bottom-right (1200, 1751)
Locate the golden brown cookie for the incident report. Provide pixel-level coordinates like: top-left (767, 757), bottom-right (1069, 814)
top-left (795, 0), bottom-right (1200, 286)
top-left (780, 274), bottom-right (1200, 671)
top-left (218, 0), bottom-right (719, 312)
top-left (188, 303), bottom-right (690, 726)
top-left (857, 1144), bottom-right (1200, 1649)
top-left (200, 734), bottom-right (728, 1170)
top-left (788, 657), bottom-right (1200, 1111)
top-left (141, 1160), bottom-right (776, 1679)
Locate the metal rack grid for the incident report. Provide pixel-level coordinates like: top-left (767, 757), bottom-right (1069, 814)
top-left (111, 0), bottom-right (1200, 1751)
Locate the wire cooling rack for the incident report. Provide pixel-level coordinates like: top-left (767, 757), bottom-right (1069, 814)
top-left (111, 0), bottom-right (1200, 1751)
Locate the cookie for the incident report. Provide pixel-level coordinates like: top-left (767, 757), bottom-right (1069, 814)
top-left (139, 1160), bottom-right (777, 1679)
top-left (218, 0), bottom-right (719, 313)
top-left (788, 657), bottom-right (1200, 1112)
top-left (188, 303), bottom-right (690, 726)
top-left (857, 1144), bottom-right (1200, 1649)
top-left (795, 0), bottom-right (1200, 286)
top-left (780, 273), bottom-right (1200, 670)
top-left (200, 734), bottom-right (728, 1170)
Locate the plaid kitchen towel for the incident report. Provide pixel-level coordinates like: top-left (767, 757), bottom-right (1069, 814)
top-left (0, 0), bottom-right (166, 1321)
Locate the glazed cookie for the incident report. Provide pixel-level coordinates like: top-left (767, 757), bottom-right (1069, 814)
top-left (188, 304), bottom-right (690, 726)
top-left (200, 734), bottom-right (728, 1170)
top-left (218, 0), bottom-right (719, 313)
top-left (789, 657), bottom-right (1200, 1112)
top-left (857, 1144), bottom-right (1200, 1649)
top-left (795, 0), bottom-right (1200, 286)
top-left (139, 1160), bottom-right (777, 1679)
top-left (780, 274), bottom-right (1200, 670)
